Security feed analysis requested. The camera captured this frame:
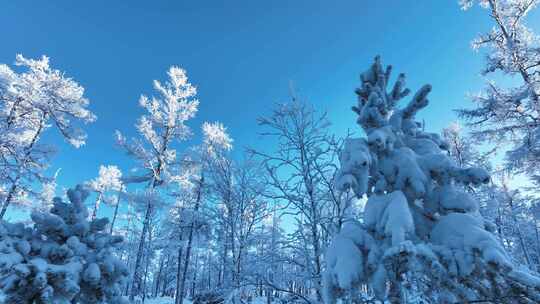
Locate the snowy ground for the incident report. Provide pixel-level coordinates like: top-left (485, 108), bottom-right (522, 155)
top-left (140, 296), bottom-right (278, 304)
top-left (138, 297), bottom-right (191, 304)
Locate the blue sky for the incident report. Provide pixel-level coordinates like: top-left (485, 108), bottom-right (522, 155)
top-left (1, 1), bottom-right (539, 219)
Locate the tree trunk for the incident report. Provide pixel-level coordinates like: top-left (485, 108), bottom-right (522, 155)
top-left (154, 253), bottom-right (165, 297)
top-left (142, 252), bottom-right (151, 303)
top-left (206, 251), bottom-right (212, 291)
top-left (0, 181), bottom-right (19, 219)
top-left (508, 197), bottom-right (533, 268)
top-left (190, 250), bottom-right (199, 298)
top-left (161, 254), bottom-right (172, 297)
top-left (229, 211), bottom-right (238, 304)
top-left (91, 192), bottom-right (103, 220)
top-left (534, 218), bottom-right (540, 271)
top-left (308, 207), bottom-right (323, 301)
top-left (178, 175), bottom-right (204, 304)
top-left (130, 201), bottom-right (154, 301)
top-left (110, 196), bottom-right (121, 234)
top-left (515, 222), bottom-right (533, 268)
top-left (175, 246), bottom-right (184, 304)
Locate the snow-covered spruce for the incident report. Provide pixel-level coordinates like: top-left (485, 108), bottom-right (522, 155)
top-left (324, 57), bottom-right (540, 304)
top-left (0, 185), bottom-right (128, 303)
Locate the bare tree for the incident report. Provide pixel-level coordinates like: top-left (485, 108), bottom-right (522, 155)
top-left (249, 99), bottom-right (340, 301)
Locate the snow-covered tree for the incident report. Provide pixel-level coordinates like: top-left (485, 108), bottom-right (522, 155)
top-left (0, 184), bottom-right (128, 303)
top-left (487, 171), bottom-right (540, 271)
top-left (324, 57), bottom-right (540, 303)
top-left (38, 169), bottom-right (61, 213)
top-left (86, 165), bottom-right (123, 220)
top-left (456, 0), bottom-right (540, 275)
top-left (115, 66), bottom-right (199, 300)
top-left (442, 122), bottom-right (493, 170)
top-left (207, 158), bottom-right (269, 302)
top-left (0, 54), bottom-right (96, 218)
top-left (174, 121), bottom-right (233, 304)
top-left (442, 122), bottom-right (540, 271)
top-left (458, 0), bottom-right (540, 178)
top-left (250, 209), bottom-right (286, 302)
top-left (442, 121), bottom-right (499, 214)
top-left (202, 121), bottom-right (233, 157)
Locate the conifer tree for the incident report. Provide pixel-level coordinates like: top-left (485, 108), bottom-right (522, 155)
top-left (0, 185), bottom-right (128, 303)
top-left (324, 57), bottom-right (540, 304)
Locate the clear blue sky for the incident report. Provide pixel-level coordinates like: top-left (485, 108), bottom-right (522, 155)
top-left (1, 1), bottom-right (539, 211)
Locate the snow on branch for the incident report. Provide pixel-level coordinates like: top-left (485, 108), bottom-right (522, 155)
top-left (325, 56), bottom-right (540, 304)
top-left (0, 185), bottom-right (128, 303)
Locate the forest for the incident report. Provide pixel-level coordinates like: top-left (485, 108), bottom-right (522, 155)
top-left (1, 1), bottom-right (540, 303)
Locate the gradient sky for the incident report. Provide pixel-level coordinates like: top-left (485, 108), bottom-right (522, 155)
top-left (2, 1), bottom-right (540, 220)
